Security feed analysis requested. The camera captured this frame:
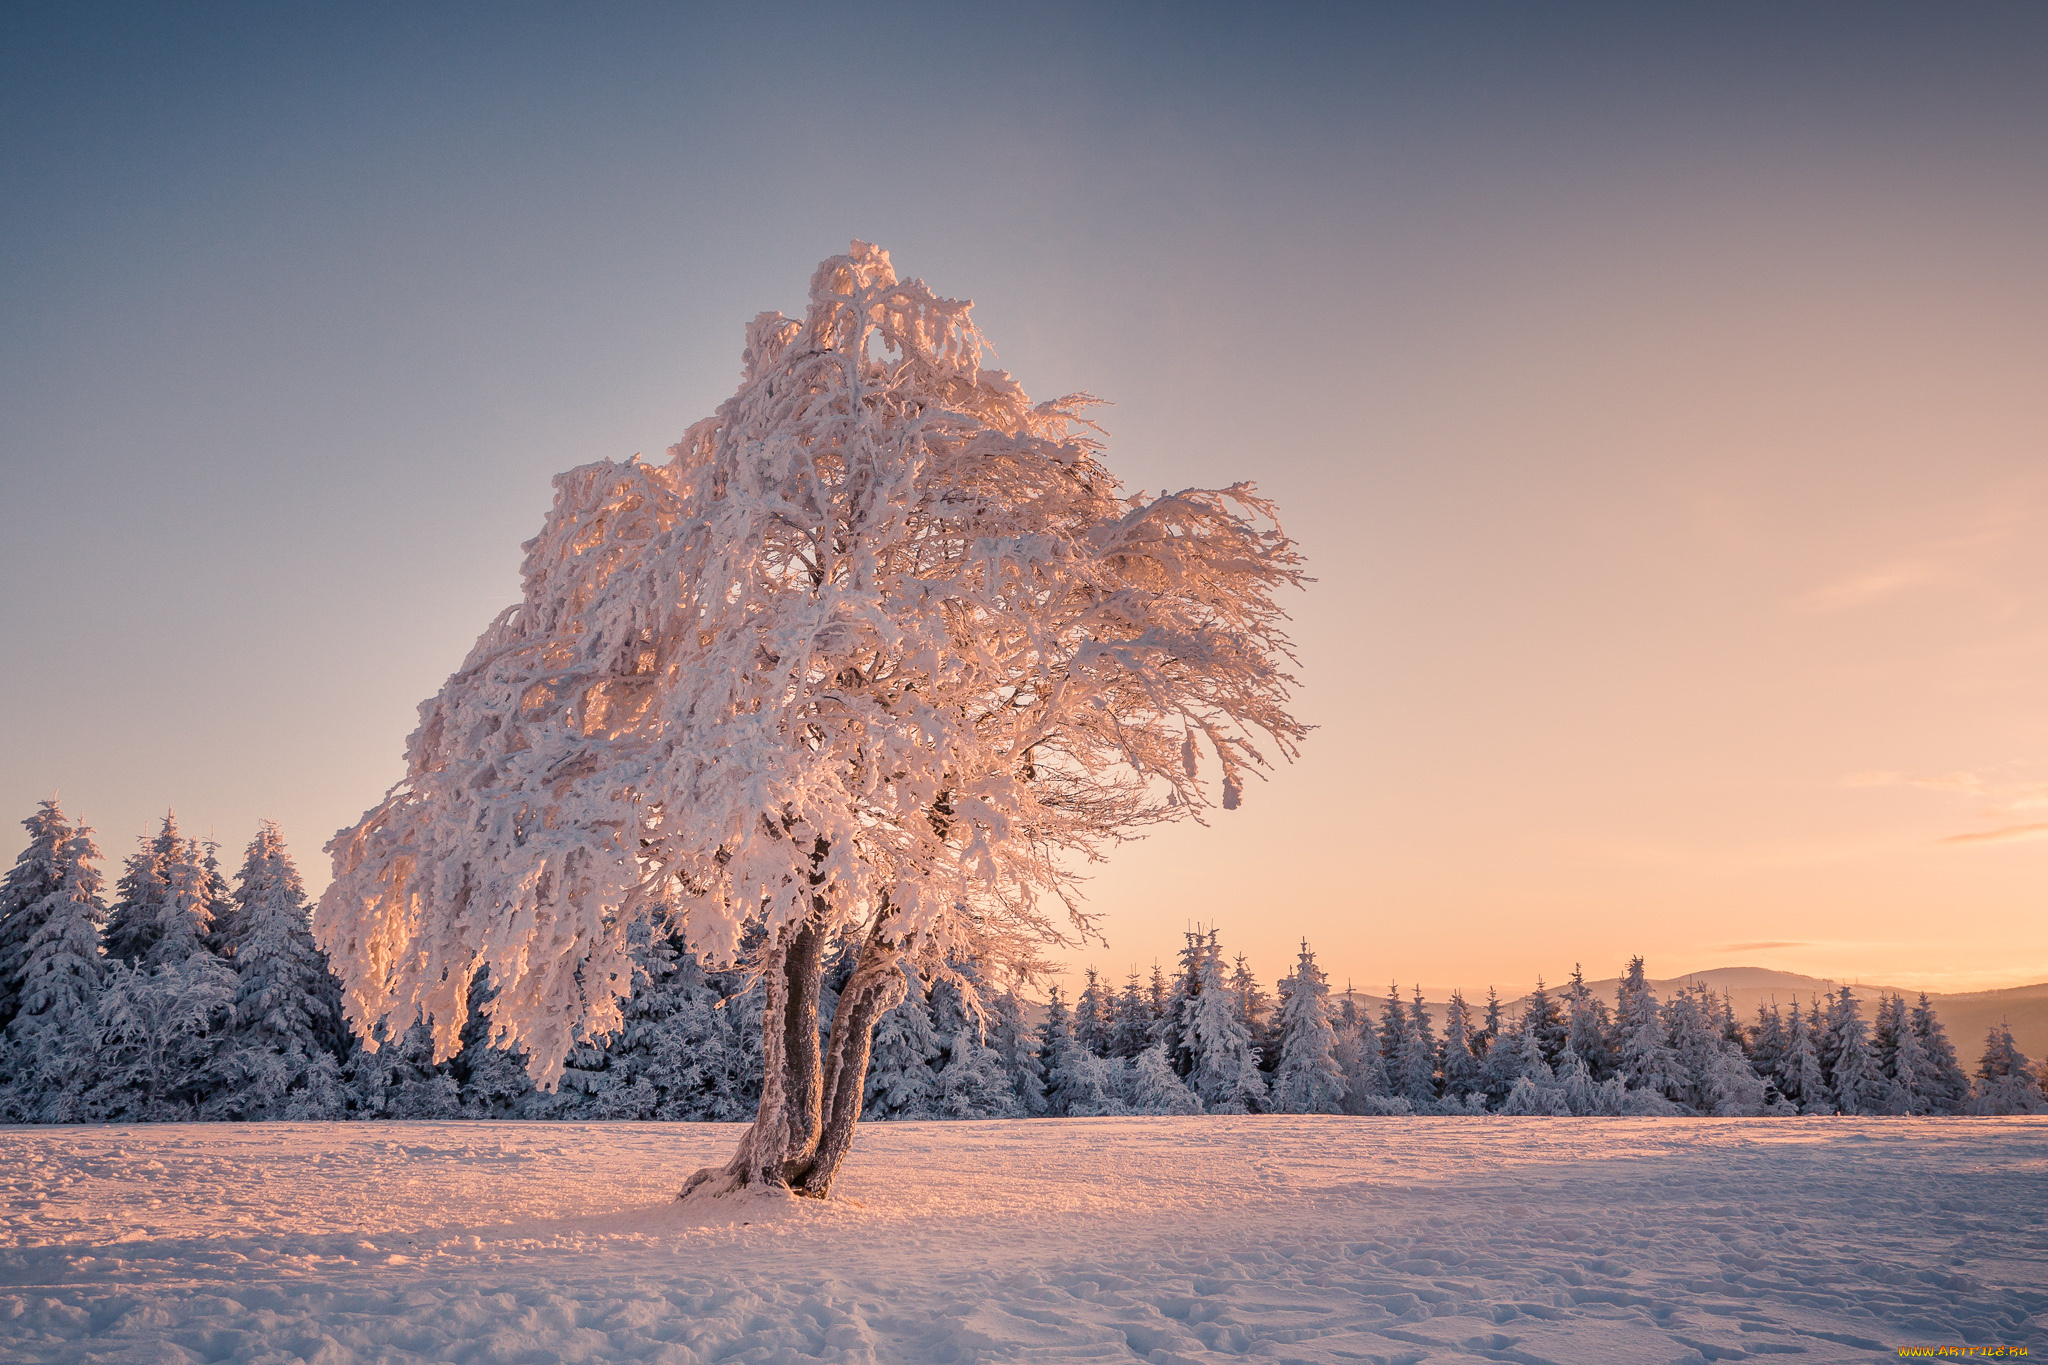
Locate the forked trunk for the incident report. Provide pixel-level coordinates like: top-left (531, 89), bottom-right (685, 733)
top-left (679, 914), bottom-right (907, 1201)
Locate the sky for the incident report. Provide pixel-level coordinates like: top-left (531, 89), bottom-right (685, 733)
top-left (4, 3), bottom-right (2045, 998)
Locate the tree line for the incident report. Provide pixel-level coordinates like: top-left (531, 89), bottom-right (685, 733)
top-left (2, 799), bottom-right (2042, 1122)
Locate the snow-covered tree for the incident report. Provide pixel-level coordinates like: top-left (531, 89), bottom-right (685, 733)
top-left (1564, 966), bottom-right (1616, 1081)
top-left (1039, 981), bottom-right (1118, 1115)
top-left (1073, 968), bottom-right (1113, 1058)
top-left (1748, 1001), bottom-right (1788, 1094)
top-left (1335, 1007), bottom-right (1390, 1112)
top-left (1824, 988), bottom-right (1884, 1115)
top-left (106, 819), bottom-right (217, 973)
top-left (864, 968), bottom-right (940, 1119)
top-left (0, 800), bottom-right (75, 1032)
top-left (1376, 980), bottom-right (1409, 1076)
top-left (1437, 988), bottom-right (1481, 1102)
top-left (200, 838), bottom-right (235, 960)
top-left (1108, 970), bottom-right (1151, 1059)
top-left (1271, 940), bottom-right (1344, 1114)
top-left (214, 822), bottom-right (344, 1119)
top-left (1, 821), bottom-right (107, 1118)
top-left (1910, 993), bottom-right (1970, 1115)
top-left (346, 1014), bottom-right (462, 1118)
top-left (79, 952), bottom-right (237, 1120)
top-left (1873, 992), bottom-right (1930, 1116)
top-left (1126, 1041), bottom-right (1203, 1114)
top-left (1494, 1015), bottom-right (1558, 1114)
top-left (103, 814), bottom-right (183, 967)
top-left (1779, 996), bottom-right (1828, 1114)
top-left (1472, 986), bottom-right (1504, 1059)
top-left (1053, 1049), bottom-right (1128, 1116)
top-left (1229, 952), bottom-right (1275, 1068)
top-left (1477, 1010), bottom-right (1540, 1105)
top-left (317, 244), bottom-right (1306, 1198)
top-left (1162, 931), bottom-right (1213, 1078)
top-left (1398, 986), bottom-right (1438, 1109)
top-left (1522, 978), bottom-right (1568, 1072)
top-left (1662, 984), bottom-right (1718, 1112)
top-left (935, 1024), bottom-right (1017, 1118)
top-left (1701, 1041), bottom-right (1765, 1116)
top-left (989, 985), bottom-right (1045, 1116)
top-left (1968, 1024), bottom-right (2046, 1115)
top-left (1186, 949), bottom-right (1267, 1113)
top-left (1615, 957), bottom-right (1683, 1100)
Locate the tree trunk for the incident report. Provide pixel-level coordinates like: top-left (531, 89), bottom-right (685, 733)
top-left (679, 912), bottom-right (904, 1201)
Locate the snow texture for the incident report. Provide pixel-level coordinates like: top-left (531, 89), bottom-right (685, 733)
top-left (2, 1116), bottom-right (2040, 1363)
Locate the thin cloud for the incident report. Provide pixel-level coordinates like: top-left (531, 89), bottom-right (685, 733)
top-left (1792, 495), bottom-right (2037, 614)
top-left (1847, 769), bottom-right (2048, 817)
top-left (1939, 822), bottom-right (2048, 847)
top-left (1796, 558), bottom-right (1947, 612)
top-left (1719, 941), bottom-right (1809, 951)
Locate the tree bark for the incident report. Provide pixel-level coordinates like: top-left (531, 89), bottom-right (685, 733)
top-left (679, 910), bottom-right (903, 1201)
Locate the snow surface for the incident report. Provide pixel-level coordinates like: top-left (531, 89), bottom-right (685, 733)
top-left (2, 1117), bottom-right (2042, 1363)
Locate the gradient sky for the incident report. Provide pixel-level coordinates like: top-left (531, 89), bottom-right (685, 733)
top-left (5, 4), bottom-right (2045, 998)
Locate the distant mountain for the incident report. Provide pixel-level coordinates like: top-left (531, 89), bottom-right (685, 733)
top-left (1333, 969), bottom-right (2048, 1067)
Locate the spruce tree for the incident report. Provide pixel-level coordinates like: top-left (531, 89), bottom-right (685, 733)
top-left (1230, 951), bottom-right (1275, 1068)
top-left (1128, 1041), bottom-right (1203, 1114)
top-left (200, 837), bottom-right (235, 959)
top-left (1073, 968), bottom-right (1112, 1057)
top-left (1663, 984), bottom-right (1720, 1112)
top-left (1109, 970), bottom-right (1151, 1059)
top-left (1398, 985), bottom-right (1438, 1109)
top-left (1477, 1008), bottom-right (1537, 1106)
top-left (148, 837), bottom-right (218, 968)
top-left (1523, 977), bottom-right (1568, 1070)
top-left (1186, 949), bottom-right (1266, 1112)
top-left (1377, 980), bottom-right (1410, 1073)
top-left (1968, 1024), bottom-right (2046, 1115)
top-left (1, 821), bottom-right (107, 1119)
top-left (215, 822), bottom-right (345, 1118)
top-left (1781, 996), bottom-right (1829, 1114)
top-left (1034, 983), bottom-right (1077, 1115)
top-left (1271, 941), bottom-right (1345, 1114)
top-left (1473, 986), bottom-right (1505, 1062)
top-left (1813, 995), bottom-right (1840, 1094)
top-left (1164, 931), bottom-right (1210, 1077)
top-left (1826, 987), bottom-right (1884, 1115)
top-left (1878, 993), bottom-right (1932, 1116)
top-left (1564, 965), bottom-right (1617, 1081)
top-left (1438, 988), bottom-right (1481, 1101)
top-left (1335, 1007), bottom-right (1390, 1111)
top-left (988, 986), bottom-right (1044, 1116)
top-left (104, 814), bottom-right (183, 966)
top-left (450, 966), bottom-right (536, 1116)
top-left (347, 1014), bottom-right (462, 1118)
top-left (1615, 957), bottom-right (1684, 1100)
top-left (1749, 1001), bottom-right (1787, 1092)
top-left (864, 968), bottom-right (940, 1119)
top-left (0, 799), bottom-right (74, 1032)
top-left (1910, 993), bottom-right (1971, 1115)
top-left (936, 1024), bottom-right (1018, 1118)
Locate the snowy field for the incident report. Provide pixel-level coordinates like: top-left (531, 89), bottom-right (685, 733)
top-left (2, 1118), bottom-right (2043, 1364)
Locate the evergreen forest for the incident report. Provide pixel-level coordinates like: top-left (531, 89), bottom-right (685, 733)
top-left (3, 800), bottom-right (2042, 1124)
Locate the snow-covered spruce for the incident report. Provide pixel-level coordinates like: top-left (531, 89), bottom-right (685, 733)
top-left (1270, 940), bottom-right (1344, 1114)
top-left (315, 243), bottom-right (1307, 1197)
top-left (0, 809), bottom-right (107, 1118)
top-left (212, 822), bottom-right (345, 1119)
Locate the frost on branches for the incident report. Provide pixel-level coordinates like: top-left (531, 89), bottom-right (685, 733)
top-left (316, 243), bottom-right (1307, 1199)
